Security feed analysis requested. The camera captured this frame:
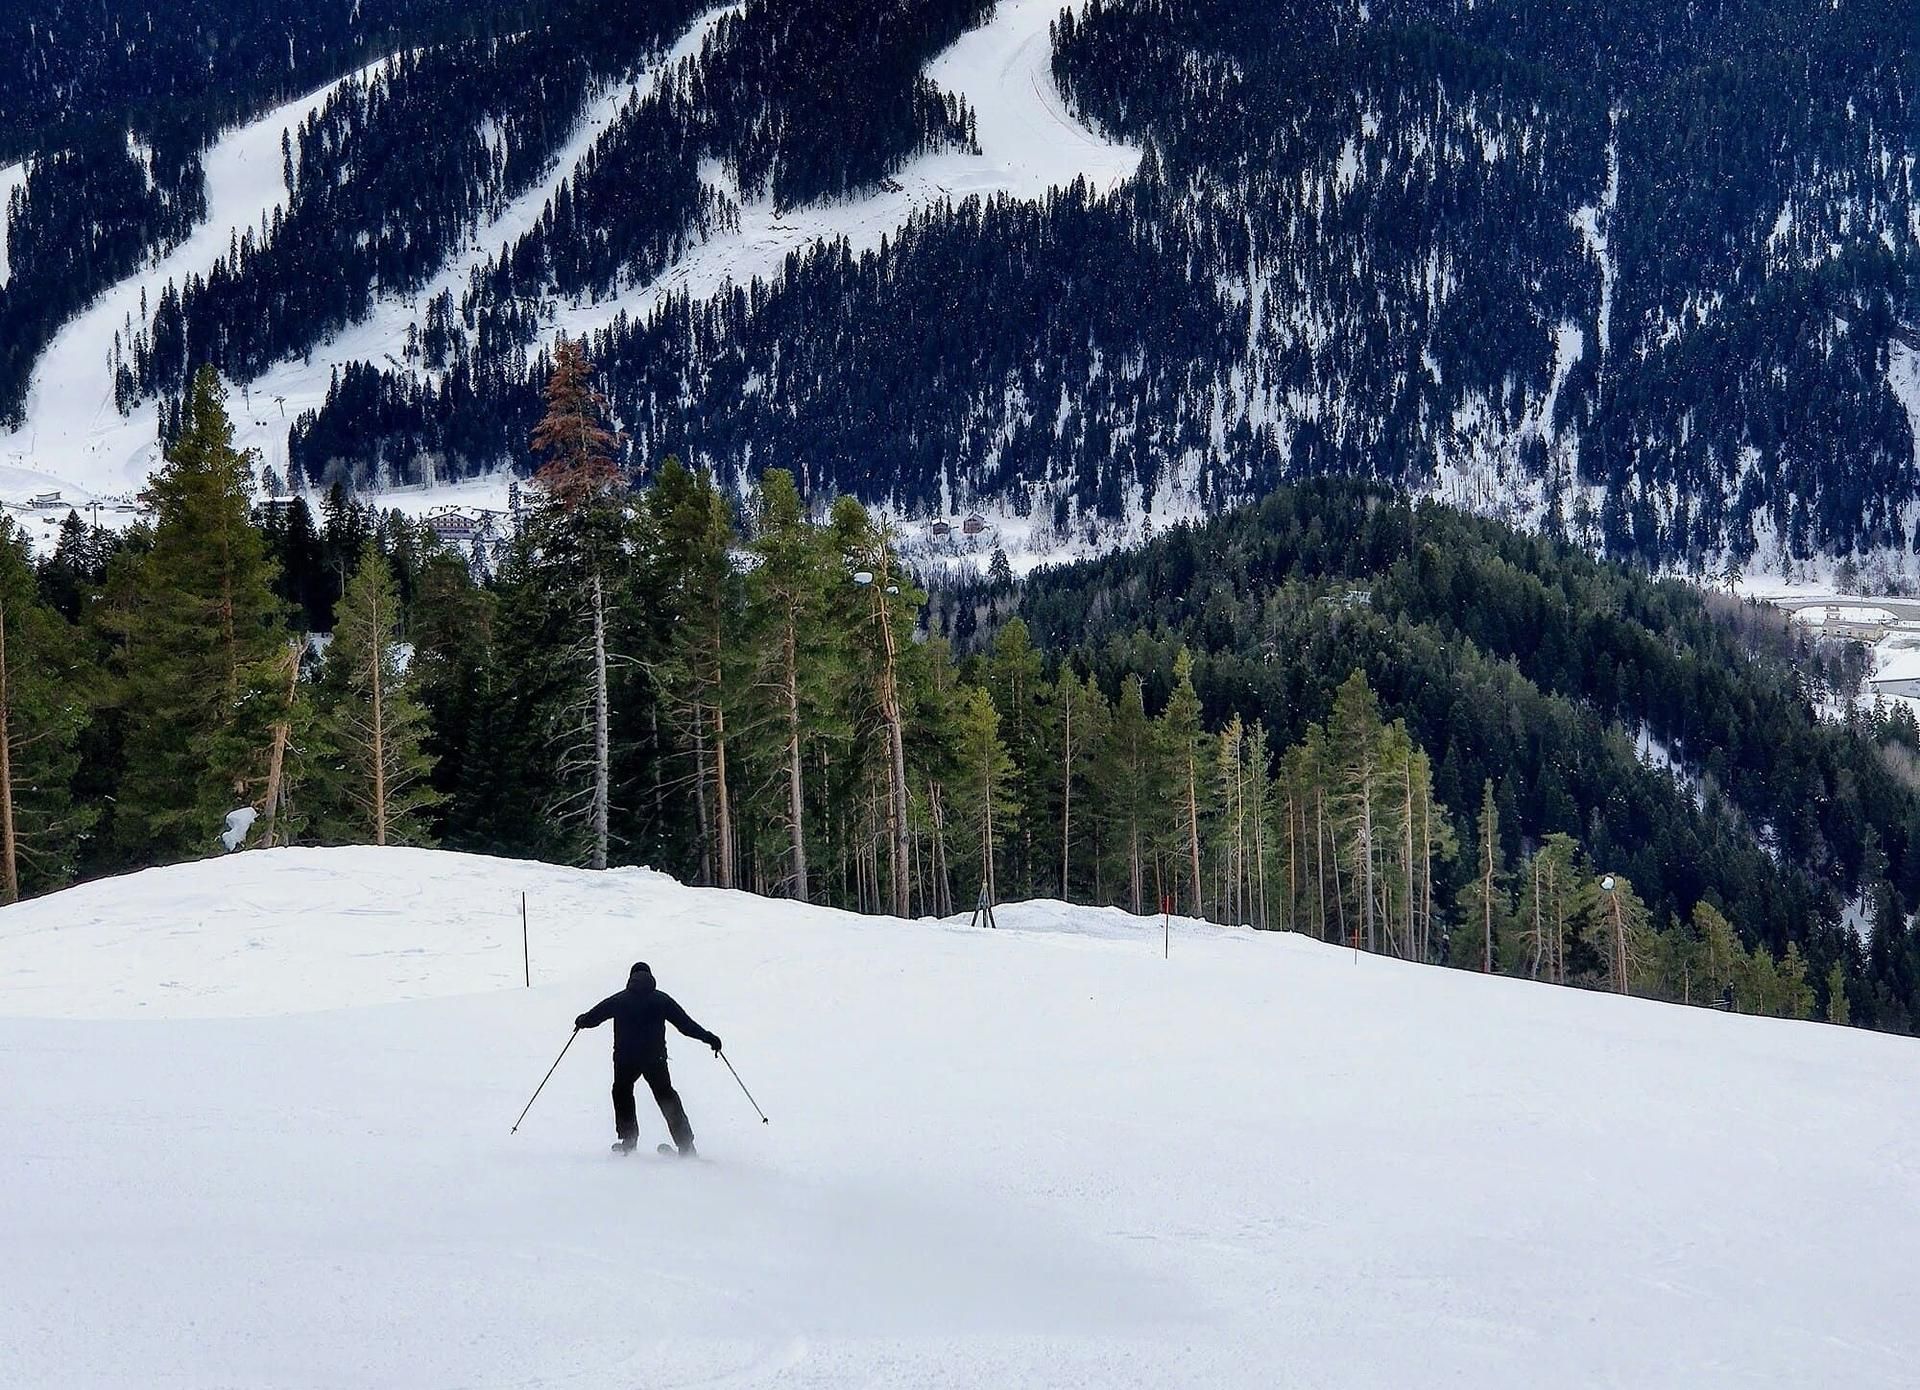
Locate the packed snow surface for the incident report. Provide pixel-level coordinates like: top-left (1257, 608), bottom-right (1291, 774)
top-left (2, 847), bottom-right (1915, 1388)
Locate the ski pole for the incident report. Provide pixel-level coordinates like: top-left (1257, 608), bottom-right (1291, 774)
top-left (717, 1050), bottom-right (769, 1124)
top-left (511, 1028), bottom-right (578, 1134)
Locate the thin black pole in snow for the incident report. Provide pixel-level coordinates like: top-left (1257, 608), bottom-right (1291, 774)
top-left (718, 1050), bottom-right (769, 1124)
top-left (511, 1028), bottom-right (577, 1134)
top-left (521, 892), bottom-right (530, 988)
top-left (1163, 894), bottom-right (1169, 960)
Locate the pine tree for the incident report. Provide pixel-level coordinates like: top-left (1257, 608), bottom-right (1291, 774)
top-left (1328, 671), bottom-right (1385, 952)
top-left (1591, 872), bottom-right (1651, 994)
top-left (1777, 942), bottom-right (1815, 1020)
top-left (1694, 900), bottom-right (1746, 1006)
top-left (951, 685), bottom-right (1018, 910)
top-left (529, 336), bottom-right (624, 509)
top-left (744, 469), bottom-right (842, 901)
top-left (1467, 780), bottom-right (1504, 970)
top-left (986, 618), bottom-right (1044, 894)
top-left (1521, 834), bottom-right (1585, 983)
top-left (529, 340), bottom-right (628, 870)
top-left (1214, 714), bottom-right (1247, 925)
top-left (1825, 959), bottom-right (1851, 1025)
top-left (1243, 720), bottom-right (1274, 929)
top-left (312, 550), bottom-right (439, 845)
top-left (832, 497), bottom-right (916, 916)
top-left (653, 461), bottom-right (741, 887)
top-left (0, 519), bottom-right (93, 899)
top-left (113, 367), bottom-right (290, 861)
top-left (1162, 648), bottom-right (1207, 918)
top-left (406, 549), bottom-right (501, 852)
top-left (1099, 673), bottom-right (1156, 912)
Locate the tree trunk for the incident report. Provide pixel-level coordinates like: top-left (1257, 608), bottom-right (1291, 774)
top-left (1060, 686), bottom-right (1073, 898)
top-left (371, 572), bottom-right (389, 847)
top-left (1356, 789), bottom-right (1375, 952)
top-left (1327, 790), bottom-right (1348, 946)
top-left (1611, 891), bottom-right (1628, 993)
top-left (0, 598), bottom-right (16, 905)
top-left (693, 720), bottom-right (711, 885)
top-left (1314, 786), bottom-right (1329, 941)
top-left (1482, 814), bottom-right (1495, 973)
top-left (1402, 758), bottom-right (1415, 960)
top-left (259, 639), bottom-right (304, 849)
top-left (1254, 783), bottom-right (1267, 931)
top-left (783, 616), bottom-right (808, 900)
top-left (1186, 751), bottom-right (1203, 920)
top-left (1421, 782), bottom-right (1434, 960)
top-left (879, 641), bottom-right (910, 918)
top-left (713, 695), bottom-right (734, 890)
top-left (1285, 791), bottom-right (1298, 934)
top-left (928, 778), bottom-right (952, 917)
top-left (589, 570), bottom-right (609, 871)
top-left (981, 725), bottom-right (998, 908)
top-left (1530, 857), bottom-right (1543, 979)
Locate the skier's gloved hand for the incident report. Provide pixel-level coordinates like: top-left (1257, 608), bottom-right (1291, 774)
top-left (708, 1035), bottom-right (723, 1055)
top-left (574, 1013), bottom-right (590, 1030)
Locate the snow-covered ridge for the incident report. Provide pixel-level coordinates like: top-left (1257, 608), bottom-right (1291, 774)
top-left (0, 0), bottom-right (1138, 524)
top-left (2, 845), bottom-right (1916, 1387)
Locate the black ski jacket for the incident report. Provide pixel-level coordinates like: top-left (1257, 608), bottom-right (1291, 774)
top-left (576, 964), bottom-right (719, 1064)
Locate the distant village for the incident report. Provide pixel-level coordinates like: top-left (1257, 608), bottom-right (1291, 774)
top-left (9, 471), bottom-right (1009, 575)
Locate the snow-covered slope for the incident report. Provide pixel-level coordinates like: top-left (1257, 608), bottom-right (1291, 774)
top-left (0, 60), bottom-right (391, 513)
top-left (0, 0), bottom-right (1137, 523)
top-left (2, 847), bottom-right (1913, 1388)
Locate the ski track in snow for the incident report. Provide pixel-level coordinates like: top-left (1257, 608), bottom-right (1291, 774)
top-left (2, 845), bottom-right (1918, 1388)
top-left (0, 0), bottom-right (1138, 533)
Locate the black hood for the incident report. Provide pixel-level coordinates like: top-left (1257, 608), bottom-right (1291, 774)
top-left (628, 962), bottom-right (655, 991)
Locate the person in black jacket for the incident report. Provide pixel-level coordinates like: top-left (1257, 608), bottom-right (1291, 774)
top-left (575, 962), bottom-right (722, 1157)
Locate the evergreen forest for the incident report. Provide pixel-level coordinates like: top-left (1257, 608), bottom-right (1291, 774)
top-left (6, 355), bottom-right (1918, 1035)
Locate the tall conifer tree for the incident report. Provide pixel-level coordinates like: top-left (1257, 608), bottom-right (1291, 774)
top-left (312, 550), bottom-right (440, 846)
top-left (114, 367), bottom-right (289, 860)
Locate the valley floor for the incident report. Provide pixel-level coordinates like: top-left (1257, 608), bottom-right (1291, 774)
top-left (1, 847), bottom-right (1913, 1387)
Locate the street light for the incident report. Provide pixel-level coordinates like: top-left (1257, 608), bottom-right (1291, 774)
top-left (1599, 874), bottom-right (1626, 993)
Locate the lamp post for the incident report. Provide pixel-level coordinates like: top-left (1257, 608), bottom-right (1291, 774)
top-left (1600, 874), bottom-right (1628, 994)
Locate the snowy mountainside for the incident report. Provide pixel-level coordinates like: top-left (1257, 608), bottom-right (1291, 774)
top-left (0, 0), bottom-right (1915, 572)
top-left (2, 845), bottom-right (1917, 1387)
top-left (0, 0), bottom-right (1135, 521)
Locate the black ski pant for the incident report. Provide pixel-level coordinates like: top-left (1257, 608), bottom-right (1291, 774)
top-left (613, 1056), bottom-right (694, 1152)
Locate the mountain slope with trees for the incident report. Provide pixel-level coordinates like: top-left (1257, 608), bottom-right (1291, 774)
top-left (270, 0), bottom-right (1916, 569)
top-left (8, 0), bottom-right (1912, 568)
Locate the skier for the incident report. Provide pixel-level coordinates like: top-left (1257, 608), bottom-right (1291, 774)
top-left (575, 962), bottom-right (722, 1157)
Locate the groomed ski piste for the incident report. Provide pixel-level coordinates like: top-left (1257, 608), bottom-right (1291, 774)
top-left (2, 847), bottom-right (1915, 1388)
top-left (0, 0), bottom-right (1140, 556)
